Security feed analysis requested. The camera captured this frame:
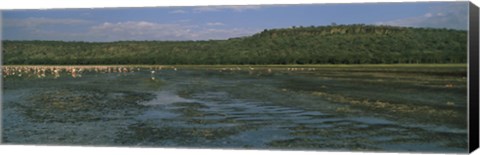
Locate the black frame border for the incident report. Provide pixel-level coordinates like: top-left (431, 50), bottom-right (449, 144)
top-left (469, 2), bottom-right (479, 153)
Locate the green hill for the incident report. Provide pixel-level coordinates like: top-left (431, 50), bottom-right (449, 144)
top-left (2, 24), bottom-right (467, 65)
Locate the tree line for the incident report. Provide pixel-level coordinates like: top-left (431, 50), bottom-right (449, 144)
top-left (2, 24), bottom-right (467, 65)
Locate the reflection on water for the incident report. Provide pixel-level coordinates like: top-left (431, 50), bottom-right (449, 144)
top-left (1, 65), bottom-right (468, 153)
top-left (138, 91), bottom-right (196, 106)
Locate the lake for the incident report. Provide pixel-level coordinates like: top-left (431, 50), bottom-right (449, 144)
top-left (1, 65), bottom-right (468, 153)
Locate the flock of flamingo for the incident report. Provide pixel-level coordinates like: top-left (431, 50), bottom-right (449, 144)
top-left (1, 66), bottom-right (172, 79)
top-left (1, 65), bottom-right (323, 79)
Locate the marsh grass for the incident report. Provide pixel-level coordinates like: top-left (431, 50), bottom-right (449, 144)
top-left (13, 87), bottom-right (155, 123)
top-left (311, 91), bottom-right (462, 125)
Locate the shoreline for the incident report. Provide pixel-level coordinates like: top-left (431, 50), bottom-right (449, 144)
top-left (0, 63), bottom-right (468, 68)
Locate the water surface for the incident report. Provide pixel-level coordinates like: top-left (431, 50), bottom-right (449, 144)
top-left (1, 65), bottom-right (468, 153)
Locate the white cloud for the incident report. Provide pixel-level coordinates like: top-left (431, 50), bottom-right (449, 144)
top-left (87, 21), bottom-right (258, 41)
top-left (423, 13), bottom-right (433, 17)
top-left (193, 5), bottom-right (263, 13)
top-left (3, 17), bottom-right (95, 41)
top-left (169, 10), bottom-right (188, 14)
top-left (376, 3), bottom-right (468, 30)
top-left (4, 19), bottom-right (259, 41)
top-left (194, 28), bottom-right (259, 40)
top-left (89, 21), bottom-right (193, 40)
top-left (3, 17), bottom-right (91, 28)
top-left (206, 22), bottom-right (225, 26)
top-left (168, 6), bottom-right (264, 14)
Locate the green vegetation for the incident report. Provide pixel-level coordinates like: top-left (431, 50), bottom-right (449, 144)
top-left (2, 24), bottom-right (467, 65)
top-left (19, 88), bottom-right (154, 123)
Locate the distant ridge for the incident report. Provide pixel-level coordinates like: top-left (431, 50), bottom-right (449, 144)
top-left (2, 24), bottom-right (467, 65)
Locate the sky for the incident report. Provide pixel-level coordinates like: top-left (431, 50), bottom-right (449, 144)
top-left (1, 1), bottom-right (469, 42)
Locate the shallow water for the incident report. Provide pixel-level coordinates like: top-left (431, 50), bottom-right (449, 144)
top-left (1, 66), bottom-right (468, 153)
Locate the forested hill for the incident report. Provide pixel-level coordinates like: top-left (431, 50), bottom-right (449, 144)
top-left (2, 24), bottom-right (467, 65)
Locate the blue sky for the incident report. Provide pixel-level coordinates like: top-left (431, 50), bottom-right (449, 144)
top-left (2, 2), bottom-right (468, 42)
